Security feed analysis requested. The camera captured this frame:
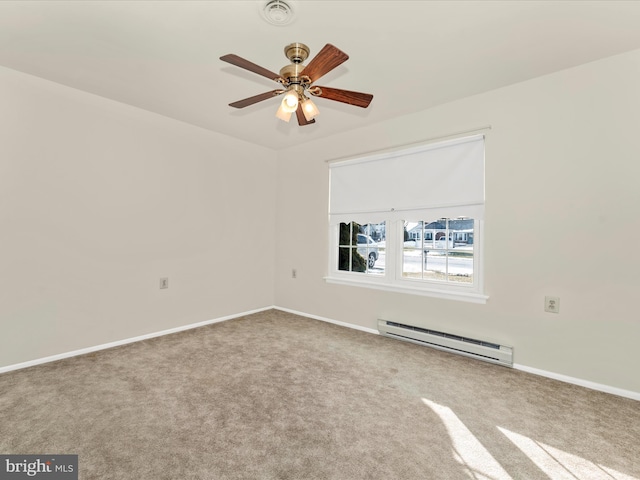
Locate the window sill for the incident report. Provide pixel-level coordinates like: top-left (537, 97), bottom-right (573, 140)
top-left (324, 276), bottom-right (488, 304)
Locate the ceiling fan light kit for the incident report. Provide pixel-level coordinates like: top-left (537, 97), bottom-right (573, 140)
top-left (220, 42), bottom-right (373, 126)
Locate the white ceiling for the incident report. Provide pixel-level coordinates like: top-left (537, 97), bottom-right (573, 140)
top-left (2, 0), bottom-right (640, 150)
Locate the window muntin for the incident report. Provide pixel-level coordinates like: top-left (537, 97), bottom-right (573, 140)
top-left (338, 222), bottom-right (385, 276)
top-left (402, 218), bottom-right (474, 284)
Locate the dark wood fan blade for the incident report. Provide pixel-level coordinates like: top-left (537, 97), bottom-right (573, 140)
top-left (229, 90), bottom-right (283, 109)
top-left (302, 44), bottom-right (349, 83)
top-left (314, 87), bottom-right (373, 108)
top-left (295, 104), bottom-right (315, 126)
top-left (220, 54), bottom-right (283, 82)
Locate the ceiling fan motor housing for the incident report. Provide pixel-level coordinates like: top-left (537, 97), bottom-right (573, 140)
top-left (280, 43), bottom-right (310, 85)
top-left (279, 63), bottom-right (306, 82)
top-left (284, 42), bottom-right (309, 63)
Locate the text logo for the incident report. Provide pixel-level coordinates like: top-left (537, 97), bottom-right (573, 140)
top-left (0, 456), bottom-right (77, 479)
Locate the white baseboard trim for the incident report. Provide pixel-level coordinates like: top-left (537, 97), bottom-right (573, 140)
top-left (275, 306), bottom-right (640, 402)
top-left (274, 306), bottom-right (379, 335)
top-left (513, 364), bottom-right (640, 401)
top-left (0, 306), bottom-right (272, 375)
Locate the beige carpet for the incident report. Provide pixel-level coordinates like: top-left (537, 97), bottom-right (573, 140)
top-left (1, 309), bottom-right (638, 479)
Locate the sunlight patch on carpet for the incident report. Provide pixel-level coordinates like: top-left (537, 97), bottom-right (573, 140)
top-left (422, 398), bottom-right (513, 480)
top-left (498, 427), bottom-right (638, 480)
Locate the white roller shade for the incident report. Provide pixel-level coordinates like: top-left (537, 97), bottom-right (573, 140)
top-left (329, 135), bottom-right (484, 224)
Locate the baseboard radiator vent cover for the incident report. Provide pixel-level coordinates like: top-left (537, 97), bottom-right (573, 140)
top-left (378, 319), bottom-right (513, 367)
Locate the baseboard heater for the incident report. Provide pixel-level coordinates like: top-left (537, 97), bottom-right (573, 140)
top-left (378, 319), bottom-right (513, 367)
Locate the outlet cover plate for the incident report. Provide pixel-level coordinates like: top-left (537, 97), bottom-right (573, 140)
top-left (545, 296), bottom-right (559, 313)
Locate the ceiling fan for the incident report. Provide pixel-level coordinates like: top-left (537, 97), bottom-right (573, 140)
top-left (220, 43), bottom-right (373, 126)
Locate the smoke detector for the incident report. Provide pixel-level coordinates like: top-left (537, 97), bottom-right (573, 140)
top-left (260, 0), bottom-right (296, 26)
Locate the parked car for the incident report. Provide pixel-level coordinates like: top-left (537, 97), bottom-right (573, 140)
top-left (435, 236), bottom-right (453, 249)
top-left (357, 234), bottom-right (379, 268)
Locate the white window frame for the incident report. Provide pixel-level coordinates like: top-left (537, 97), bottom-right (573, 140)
top-left (325, 134), bottom-right (488, 304)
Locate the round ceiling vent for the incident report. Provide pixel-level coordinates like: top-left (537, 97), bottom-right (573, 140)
top-left (260, 0), bottom-right (296, 26)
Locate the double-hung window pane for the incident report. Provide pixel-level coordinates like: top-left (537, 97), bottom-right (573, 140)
top-left (338, 222), bottom-right (385, 275)
top-left (402, 218), bottom-right (474, 284)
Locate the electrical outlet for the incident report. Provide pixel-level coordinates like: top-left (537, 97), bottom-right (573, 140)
top-left (160, 277), bottom-right (169, 289)
top-left (292, 269), bottom-right (297, 279)
top-left (545, 296), bottom-right (559, 313)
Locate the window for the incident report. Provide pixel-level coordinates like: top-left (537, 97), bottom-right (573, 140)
top-left (403, 218), bottom-right (474, 284)
top-left (327, 134), bottom-right (487, 303)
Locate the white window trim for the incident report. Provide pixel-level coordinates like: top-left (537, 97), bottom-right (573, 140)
top-left (325, 219), bottom-right (488, 304)
top-left (324, 276), bottom-right (488, 304)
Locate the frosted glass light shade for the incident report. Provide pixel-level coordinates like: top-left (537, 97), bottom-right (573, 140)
top-left (275, 103), bottom-right (293, 122)
top-left (281, 90), bottom-right (299, 113)
top-left (301, 97), bottom-right (320, 121)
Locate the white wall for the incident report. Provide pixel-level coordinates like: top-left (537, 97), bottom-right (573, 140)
top-left (274, 48), bottom-right (640, 394)
top-left (3, 46), bottom-right (639, 395)
top-left (0, 66), bottom-right (277, 367)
